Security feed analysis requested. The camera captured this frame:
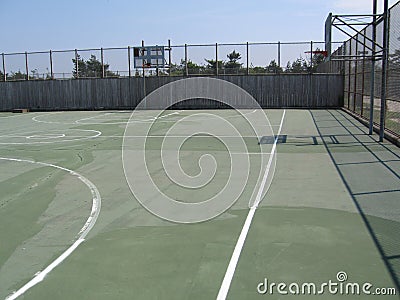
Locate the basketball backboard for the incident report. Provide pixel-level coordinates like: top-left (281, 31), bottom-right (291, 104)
top-left (133, 46), bottom-right (165, 68)
top-left (325, 13), bottom-right (332, 60)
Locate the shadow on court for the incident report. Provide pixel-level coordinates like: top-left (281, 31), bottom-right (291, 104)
top-left (310, 109), bottom-right (400, 293)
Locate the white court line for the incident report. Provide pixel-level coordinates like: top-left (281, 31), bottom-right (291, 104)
top-left (32, 111), bottom-right (179, 125)
top-left (31, 109), bottom-right (263, 125)
top-left (74, 112), bottom-right (115, 123)
top-left (216, 109), bottom-right (286, 300)
top-left (0, 112), bottom-right (40, 119)
top-left (1, 157), bottom-right (102, 300)
top-left (82, 131), bottom-right (282, 138)
top-left (230, 152), bottom-right (271, 155)
top-left (0, 133), bottom-right (280, 138)
top-left (0, 129), bottom-right (101, 145)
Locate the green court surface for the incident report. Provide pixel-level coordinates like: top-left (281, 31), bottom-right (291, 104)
top-left (0, 109), bottom-right (399, 299)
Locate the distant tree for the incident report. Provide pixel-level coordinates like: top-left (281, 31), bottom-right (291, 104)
top-left (86, 55), bottom-right (103, 77)
top-left (285, 57), bottom-right (309, 73)
top-left (266, 60), bottom-right (282, 73)
top-left (0, 70), bottom-right (4, 81)
top-left (72, 54), bottom-right (87, 78)
top-left (225, 50), bottom-right (242, 69)
top-left (169, 62), bottom-right (182, 75)
top-left (72, 54), bottom-right (118, 78)
top-left (7, 71), bottom-right (26, 80)
top-left (181, 59), bottom-right (203, 74)
top-left (205, 58), bottom-right (224, 74)
top-left (310, 48), bottom-right (326, 72)
top-left (249, 65), bottom-right (266, 74)
top-left (30, 69), bottom-right (40, 79)
top-left (45, 68), bottom-right (53, 80)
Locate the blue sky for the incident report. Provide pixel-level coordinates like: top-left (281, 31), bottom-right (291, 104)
top-left (1, 0), bottom-right (397, 52)
top-left (0, 0), bottom-right (398, 75)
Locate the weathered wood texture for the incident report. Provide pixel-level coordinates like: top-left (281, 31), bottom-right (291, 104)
top-left (0, 74), bottom-right (343, 110)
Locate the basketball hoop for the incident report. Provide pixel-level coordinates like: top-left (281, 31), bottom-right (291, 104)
top-left (305, 50), bottom-right (328, 57)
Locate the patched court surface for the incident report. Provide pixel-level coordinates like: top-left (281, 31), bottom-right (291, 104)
top-left (0, 109), bottom-right (399, 299)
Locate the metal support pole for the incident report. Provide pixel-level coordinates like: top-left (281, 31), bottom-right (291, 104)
top-left (361, 29), bottom-right (366, 116)
top-left (379, 0), bottom-right (389, 142)
top-left (128, 46), bottom-right (131, 78)
top-left (246, 42), bottom-right (249, 75)
top-left (347, 41), bottom-right (352, 107)
top-left (309, 41), bottom-right (313, 106)
top-left (25, 51), bottom-right (29, 80)
top-left (75, 49), bottom-right (79, 78)
top-left (310, 41), bottom-right (313, 72)
top-left (184, 43), bottom-right (188, 76)
top-left (369, 0), bottom-right (377, 135)
top-left (156, 44), bottom-right (159, 77)
top-left (101, 48), bottom-right (105, 78)
top-left (168, 39), bottom-right (171, 76)
top-left (277, 41), bottom-right (281, 71)
top-left (215, 43), bottom-right (218, 76)
top-left (2, 53), bottom-right (6, 81)
top-left (353, 37), bottom-right (358, 112)
top-left (142, 40), bottom-right (146, 101)
top-left (142, 40), bottom-right (145, 78)
top-left (49, 50), bottom-right (54, 79)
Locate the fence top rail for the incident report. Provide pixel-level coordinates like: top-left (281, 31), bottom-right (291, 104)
top-left (2, 40), bottom-right (337, 56)
top-left (4, 52), bottom-right (28, 56)
top-left (169, 41), bottom-right (327, 48)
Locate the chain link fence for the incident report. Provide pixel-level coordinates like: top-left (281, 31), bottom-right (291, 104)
top-left (324, 1), bottom-right (400, 138)
top-left (0, 41), bottom-right (331, 82)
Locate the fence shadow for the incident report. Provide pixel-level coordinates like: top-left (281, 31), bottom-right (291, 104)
top-left (310, 109), bottom-right (400, 292)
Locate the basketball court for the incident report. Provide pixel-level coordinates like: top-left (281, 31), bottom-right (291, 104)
top-left (1, 0), bottom-right (400, 299)
top-left (0, 108), bottom-right (398, 299)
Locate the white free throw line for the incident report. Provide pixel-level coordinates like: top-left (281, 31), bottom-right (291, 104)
top-left (216, 109), bottom-right (286, 300)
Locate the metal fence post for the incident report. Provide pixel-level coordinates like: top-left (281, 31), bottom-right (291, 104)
top-left (353, 37), bottom-right (358, 112)
top-left (310, 41), bottom-right (313, 72)
top-left (379, 0), bottom-right (389, 142)
top-left (156, 44), bottom-right (159, 77)
top-left (49, 50), bottom-right (54, 79)
top-left (128, 46), bottom-right (131, 78)
top-left (278, 41), bottom-right (281, 71)
top-left (2, 53), bottom-right (6, 81)
top-left (347, 41), bottom-right (352, 107)
top-left (101, 48), bottom-right (105, 78)
top-left (215, 43), bottom-right (218, 76)
top-left (142, 40), bottom-right (145, 78)
top-left (246, 42), bottom-right (249, 75)
top-left (360, 30), bottom-right (366, 117)
top-left (185, 43), bottom-right (188, 76)
top-left (75, 49), bottom-right (79, 78)
top-left (168, 39), bottom-right (172, 76)
top-left (25, 51), bottom-right (29, 80)
top-left (369, 0), bottom-right (377, 135)
top-left (142, 40), bottom-right (146, 102)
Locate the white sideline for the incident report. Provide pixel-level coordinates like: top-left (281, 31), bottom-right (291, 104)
top-left (216, 109), bottom-right (286, 300)
top-left (1, 157), bottom-right (101, 300)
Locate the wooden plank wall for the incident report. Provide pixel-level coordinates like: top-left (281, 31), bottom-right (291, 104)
top-left (0, 74), bottom-right (343, 110)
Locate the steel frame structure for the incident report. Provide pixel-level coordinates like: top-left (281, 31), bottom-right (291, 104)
top-left (325, 0), bottom-right (390, 142)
